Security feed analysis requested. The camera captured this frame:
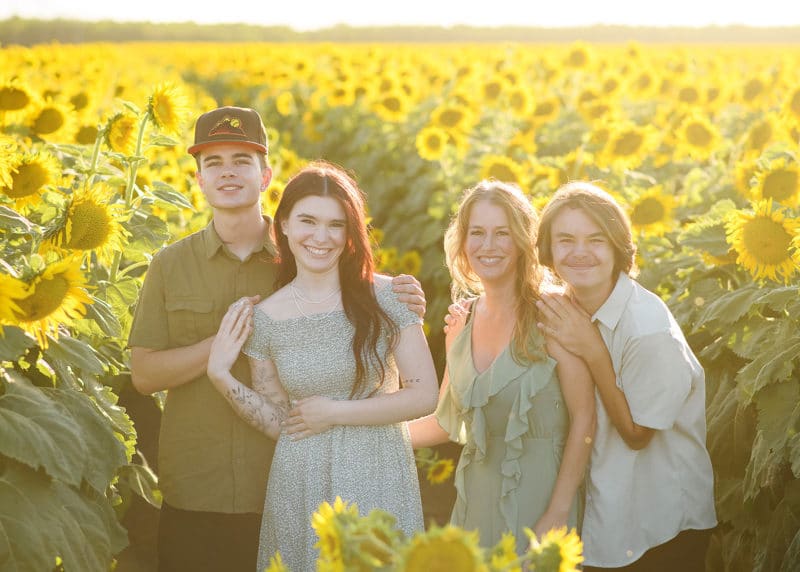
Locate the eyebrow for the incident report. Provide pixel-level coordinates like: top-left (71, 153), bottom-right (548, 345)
top-left (554, 230), bottom-right (606, 238)
top-left (201, 152), bottom-right (254, 164)
top-left (468, 225), bottom-right (510, 230)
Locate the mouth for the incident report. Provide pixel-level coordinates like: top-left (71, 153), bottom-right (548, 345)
top-left (477, 256), bottom-right (503, 266)
top-left (304, 245), bottom-right (333, 256)
top-left (217, 184), bottom-right (242, 192)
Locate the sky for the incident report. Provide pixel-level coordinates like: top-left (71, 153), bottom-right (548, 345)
top-left (2, 0), bottom-right (800, 30)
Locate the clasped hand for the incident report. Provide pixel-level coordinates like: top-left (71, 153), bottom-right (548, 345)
top-left (535, 293), bottom-right (601, 358)
top-left (207, 295), bottom-right (260, 378)
top-left (283, 396), bottom-right (337, 440)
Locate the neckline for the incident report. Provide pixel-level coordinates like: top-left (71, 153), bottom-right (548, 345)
top-left (466, 316), bottom-right (512, 376)
top-left (254, 305), bottom-right (345, 324)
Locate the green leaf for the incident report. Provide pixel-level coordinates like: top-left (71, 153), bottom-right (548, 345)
top-left (117, 463), bottom-right (161, 508)
top-left (696, 284), bottom-right (762, 327)
top-left (780, 527), bottom-right (800, 572)
top-left (757, 286), bottom-right (800, 314)
top-left (0, 375), bottom-right (87, 486)
top-left (0, 460), bottom-right (127, 572)
top-left (151, 181), bottom-right (194, 210)
top-left (83, 296), bottom-right (122, 338)
top-left (148, 134), bottom-right (180, 147)
top-left (790, 433), bottom-right (800, 479)
top-left (44, 335), bottom-right (106, 376)
top-left (737, 339), bottom-right (800, 404)
top-left (0, 327), bottom-right (36, 362)
top-left (0, 206), bottom-right (37, 234)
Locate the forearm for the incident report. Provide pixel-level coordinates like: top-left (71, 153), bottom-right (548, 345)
top-left (408, 413), bottom-right (451, 448)
top-left (130, 339), bottom-right (214, 394)
top-left (207, 370), bottom-right (286, 439)
top-left (584, 349), bottom-right (652, 449)
top-left (546, 412), bottom-right (595, 517)
top-left (333, 386), bottom-right (438, 427)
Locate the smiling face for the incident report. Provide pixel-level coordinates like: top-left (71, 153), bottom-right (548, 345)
top-left (281, 195), bottom-right (347, 275)
top-left (549, 206), bottom-right (616, 304)
top-left (195, 143), bottom-right (271, 213)
top-left (464, 199), bottom-right (520, 286)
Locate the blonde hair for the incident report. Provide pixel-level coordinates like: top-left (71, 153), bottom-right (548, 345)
top-left (536, 180), bottom-right (637, 278)
top-left (444, 180), bottom-right (546, 364)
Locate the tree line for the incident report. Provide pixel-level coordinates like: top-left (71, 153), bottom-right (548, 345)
top-left (2, 17), bottom-right (800, 46)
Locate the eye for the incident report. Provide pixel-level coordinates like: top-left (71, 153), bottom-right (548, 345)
top-left (469, 229), bottom-right (484, 236)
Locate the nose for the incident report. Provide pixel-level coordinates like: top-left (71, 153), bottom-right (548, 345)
top-left (312, 225), bottom-right (329, 242)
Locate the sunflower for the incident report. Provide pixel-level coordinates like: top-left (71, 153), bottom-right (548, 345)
top-left (0, 272), bottom-right (29, 323)
top-left (262, 180), bottom-right (284, 217)
top-left (530, 96), bottom-right (561, 125)
top-left (275, 91), bottom-right (296, 117)
top-left (148, 82), bottom-right (190, 135)
top-left (426, 458), bottom-right (455, 485)
top-left (0, 135), bottom-right (15, 188)
top-left (506, 86), bottom-right (533, 117)
top-left (349, 509), bottom-right (403, 569)
top-left (431, 104), bottom-right (475, 134)
top-left (564, 42), bottom-right (592, 69)
top-left (105, 112), bottom-right (139, 156)
top-left (415, 126), bottom-right (449, 162)
top-left (75, 123), bottom-right (99, 146)
top-left (489, 532), bottom-right (521, 572)
top-left (596, 120), bottom-right (656, 170)
top-left (397, 524), bottom-right (486, 572)
top-left (13, 256), bottom-right (94, 348)
top-left (674, 112), bottom-right (720, 161)
top-left (740, 76), bottom-right (768, 107)
top-left (628, 186), bottom-right (677, 237)
top-left (0, 150), bottom-right (61, 208)
top-left (26, 97), bottom-right (77, 142)
top-left (371, 89), bottom-right (408, 123)
top-left (312, 497), bottom-right (358, 565)
top-left (481, 75), bottom-right (508, 104)
top-left (725, 199), bottom-right (800, 283)
top-left (527, 527), bottom-right (583, 572)
top-left (743, 115), bottom-right (782, 154)
top-left (46, 183), bottom-right (129, 265)
top-left (752, 157), bottom-right (800, 207)
top-left (480, 155), bottom-right (526, 188)
top-left (0, 79), bottom-right (33, 114)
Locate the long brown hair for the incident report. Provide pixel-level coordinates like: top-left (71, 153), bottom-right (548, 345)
top-left (443, 180), bottom-right (547, 364)
top-left (274, 161), bottom-right (397, 397)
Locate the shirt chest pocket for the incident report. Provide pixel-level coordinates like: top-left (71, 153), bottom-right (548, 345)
top-left (165, 297), bottom-right (217, 346)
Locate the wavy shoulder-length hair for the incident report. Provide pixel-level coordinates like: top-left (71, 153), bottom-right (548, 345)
top-left (273, 161), bottom-right (397, 397)
top-left (443, 179), bottom-right (546, 364)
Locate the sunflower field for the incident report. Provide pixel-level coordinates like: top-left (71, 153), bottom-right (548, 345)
top-left (1, 40), bottom-right (799, 571)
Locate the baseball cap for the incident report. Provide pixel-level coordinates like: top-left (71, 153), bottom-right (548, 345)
top-left (187, 106), bottom-right (268, 156)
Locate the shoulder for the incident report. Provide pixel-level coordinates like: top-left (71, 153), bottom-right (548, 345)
top-left (620, 280), bottom-right (680, 337)
top-left (255, 284), bottom-right (292, 320)
top-left (151, 228), bottom-right (205, 264)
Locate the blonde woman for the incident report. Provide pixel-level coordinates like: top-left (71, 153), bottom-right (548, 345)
top-left (409, 180), bottom-right (595, 553)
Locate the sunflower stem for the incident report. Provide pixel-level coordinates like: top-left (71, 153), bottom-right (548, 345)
top-left (111, 111), bottom-right (151, 283)
top-left (117, 260), bottom-right (150, 279)
top-left (86, 125), bottom-right (106, 187)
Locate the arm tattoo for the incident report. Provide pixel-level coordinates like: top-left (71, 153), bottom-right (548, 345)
top-left (401, 377), bottom-right (422, 387)
top-left (225, 361), bottom-right (289, 438)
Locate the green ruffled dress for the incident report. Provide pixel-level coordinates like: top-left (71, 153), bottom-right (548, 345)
top-left (435, 312), bottom-right (581, 553)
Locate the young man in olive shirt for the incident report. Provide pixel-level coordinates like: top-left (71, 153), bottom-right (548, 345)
top-left (129, 106), bottom-right (426, 571)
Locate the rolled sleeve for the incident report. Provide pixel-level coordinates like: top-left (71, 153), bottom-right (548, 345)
top-left (620, 331), bottom-right (692, 430)
top-left (128, 253), bottom-right (170, 350)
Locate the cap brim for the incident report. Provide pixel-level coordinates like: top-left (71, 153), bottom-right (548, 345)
top-left (187, 139), bottom-right (267, 156)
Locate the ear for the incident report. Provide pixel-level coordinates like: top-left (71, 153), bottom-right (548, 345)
top-left (261, 166), bottom-right (273, 191)
top-left (280, 219), bottom-right (288, 235)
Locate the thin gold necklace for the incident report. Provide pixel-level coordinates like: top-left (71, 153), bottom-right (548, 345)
top-left (289, 280), bottom-right (341, 304)
top-left (290, 282), bottom-right (341, 321)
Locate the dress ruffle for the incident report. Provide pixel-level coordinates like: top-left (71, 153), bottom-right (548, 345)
top-left (435, 318), bottom-right (557, 533)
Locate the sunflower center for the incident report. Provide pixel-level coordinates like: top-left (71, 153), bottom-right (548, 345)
top-left (76, 125), bottom-right (99, 145)
top-left (6, 162), bottom-right (48, 198)
top-left (686, 123), bottom-right (712, 147)
top-left (66, 201), bottom-right (112, 250)
top-left (33, 108), bottom-right (65, 134)
top-left (70, 92), bottom-right (89, 111)
top-left (17, 275), bottom-right (69, 321)
top-left (426, 134), bottom-right (443, 151)
top-left (743, 78), bottom-right (764, 102)
top-left (791, 91), bottom-right (800, 116)
top-left (631, 197), bottom-right (666, 225)
top-left (742, 216), bottom-right (793, 265)
top-left (762, 169), bottom-right (798, 202)
top-left (612, 131), bottom-right (644, 156)
top-left (437, 110), bottom-right (464, 128)
top-left (534, 102), bottom-right (555, 118)
top-left (678, 87), bottom-right (699, 103)
top-left (383, 96), bottom-right (401, 112)
top-left (748, 122), bottom-right (772, 150)
top-left (0, 87), bottom-right (30, 111)
top-left (566, 49), bottom-right (588, 67)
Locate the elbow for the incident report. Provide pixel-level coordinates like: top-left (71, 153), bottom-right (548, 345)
top-left (418, 391), bottom-right (439, 419)
top-left (130, 371), bottom-right (155, 396)
top-left (621, 425), bottom-right (654, 450)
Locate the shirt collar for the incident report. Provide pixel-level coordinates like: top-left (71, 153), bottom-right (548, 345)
top-left (201, 216), bottom-right (278, 261)
top-left (592, 272), bottom-right (634, 330)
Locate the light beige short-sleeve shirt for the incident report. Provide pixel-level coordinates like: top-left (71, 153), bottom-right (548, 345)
top-left (581, 273), bottom-right (717, 567)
